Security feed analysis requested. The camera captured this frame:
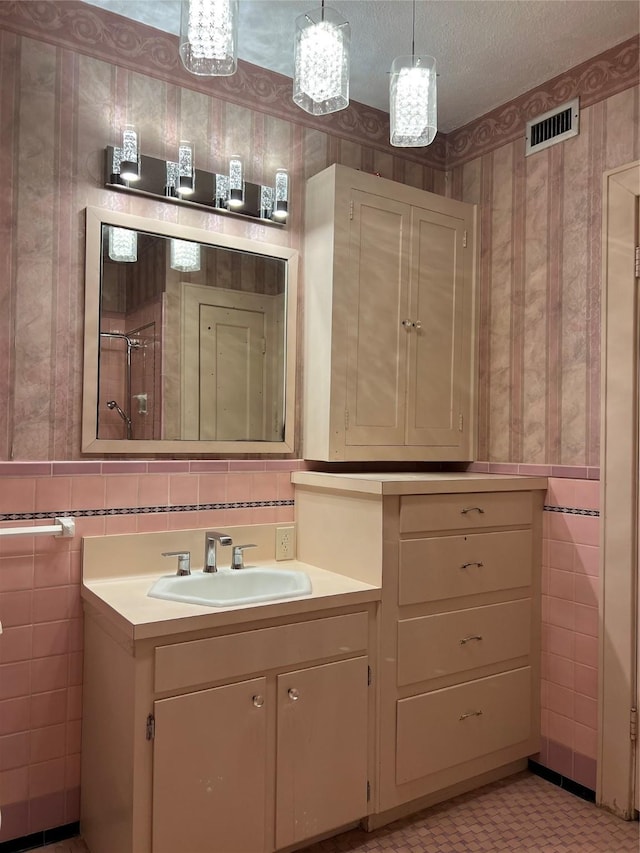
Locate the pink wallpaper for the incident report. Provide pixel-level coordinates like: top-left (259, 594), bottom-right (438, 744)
top-left (451, 84), bottom-right (639, 466)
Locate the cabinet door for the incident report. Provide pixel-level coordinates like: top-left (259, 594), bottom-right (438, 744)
top-left (345, 190), bottom-right (410, 447)
top-left (275, 656), bottom-right (369, 849)
top-left (406, 205), bottom-right (471, 449)
top-left (152, 677), bottom-right (268, 853)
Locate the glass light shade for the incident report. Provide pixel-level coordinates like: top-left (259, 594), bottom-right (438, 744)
top-left (170, 239), bottom-right (201, 272)
top-left (108, 227), bottom-right (137, 263)
top-left (165, 161), bottom-right (179, 196)
top-left (260, 185), bottom-right (274, 219)
top-left (179, 0), bottom-right (238, 76)
top-left (293, 6), bottom-right (350, 115)
top-left (272, 169), bottom-right (289, 221)
top-left (228, 156), bottom-right (244, 209)
top-left (215, 173), bottom-right (229, 207)
top-left (178, 141), bottom-right (195, 195)
top-left (120, 125), bottom-right (140, 180)
top-left (389, 56), bottom-right (437, 147)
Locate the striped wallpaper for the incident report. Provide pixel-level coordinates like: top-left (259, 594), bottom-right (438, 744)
top-left (0, 2), bottom-right (637, 465)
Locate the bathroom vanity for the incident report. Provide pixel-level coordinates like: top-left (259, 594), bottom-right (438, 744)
top-left (80, 524), bottom-right (380, 853)
top-left (81, 472), bottom-right (545, 851)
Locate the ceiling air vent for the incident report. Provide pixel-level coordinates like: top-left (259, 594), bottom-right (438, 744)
top-left (525, 98), bottom-right (579, 156)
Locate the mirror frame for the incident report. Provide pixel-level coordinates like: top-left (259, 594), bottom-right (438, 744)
top-left (82, 206), bottom-right (298, 455)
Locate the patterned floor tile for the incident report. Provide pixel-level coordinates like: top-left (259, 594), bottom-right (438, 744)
top-left (38, 771), bottom-right (638, 853)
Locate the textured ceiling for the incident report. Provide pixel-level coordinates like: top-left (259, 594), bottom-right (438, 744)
top-left (83, 1), bottom-right (639, 132)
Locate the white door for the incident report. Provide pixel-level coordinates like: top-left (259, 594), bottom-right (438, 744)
top-left (199, 304), bottom-right (266, 440)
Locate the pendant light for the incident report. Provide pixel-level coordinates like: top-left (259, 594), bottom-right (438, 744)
top-left (108, 227), bottom-right (137, 263)
top-left (293, 1), bottom-right (350, 115)
top-left (179, 0), bottom-right (238, 76)
top-left (389, 0), bottom-right (437, 147)
top-left (170, 240), bottom-right (201, 272)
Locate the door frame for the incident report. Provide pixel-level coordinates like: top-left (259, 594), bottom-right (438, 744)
top-left (598, 160), bottom-right (639, 818)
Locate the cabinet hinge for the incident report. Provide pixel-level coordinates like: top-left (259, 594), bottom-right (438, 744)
top-left (631, 707), bottom-right (638, 742)
top-left (345, 409), bottom-right (350, 430)
top-left (367, 665), bottom-right (372, 686)
top-left (635, 246), bottom-right (640, 278)
top-left (458, 413), bottom-right (464, 431)
top-left (349, 200), bottom-right (354, 221)
top-left (463, 230), bottom-right (468, 249)
top-left (367, 781), bottom-right (371, 802)
top-left (146, 714), bottom-right (155, 741)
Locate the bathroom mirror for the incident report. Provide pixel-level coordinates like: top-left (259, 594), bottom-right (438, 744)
top-left (82, 207), bottom-right (298, 454)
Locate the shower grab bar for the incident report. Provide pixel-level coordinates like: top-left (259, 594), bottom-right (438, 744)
top-left (0, 517), bottom-right (75, 538)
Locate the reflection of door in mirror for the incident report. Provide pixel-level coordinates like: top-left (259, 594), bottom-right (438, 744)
top-left (162, 244), bottom-right (286, 442)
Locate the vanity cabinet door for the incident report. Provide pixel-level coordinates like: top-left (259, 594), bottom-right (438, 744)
top-left (152, 677), bottom-right (268, 853)
top-left (275, 656), bottom-right (369, 849)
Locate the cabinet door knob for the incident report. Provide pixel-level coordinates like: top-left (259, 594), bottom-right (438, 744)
top-left (288, 688), bottom-right (300, 701)
top-left (413, 320), bottom-right (422, 330)
top-left (459, 634), bottom-right (483, 645)
top-left (401, 319), bottom-right (412, 329)
top-left (461, 506), bottom-right (485, 515)
top-left (252, 695), bottom-right (265, 708)
top-left (460, 561), bottom-right (484, 569)
top-left (459, 709), bottom-right (483, 720)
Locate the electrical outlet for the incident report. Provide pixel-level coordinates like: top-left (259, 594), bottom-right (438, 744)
top-left (275, 526), bottom-right (295, 561)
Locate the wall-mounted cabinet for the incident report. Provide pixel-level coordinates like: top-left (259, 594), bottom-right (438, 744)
top-left (303, 165), bottom-right (477, 462)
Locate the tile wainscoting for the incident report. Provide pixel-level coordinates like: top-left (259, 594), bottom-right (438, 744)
top-left (0, 462), bottom-right (600, 842)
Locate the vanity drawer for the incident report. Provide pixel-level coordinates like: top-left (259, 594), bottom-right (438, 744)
top-left (399, 491), bottom-right (533, 534)
top-left (154, 612), bottom-right (368, 693)
top-left (397, 599), bottom-right (531, 686)
top-left (399, 529), bottom-right (532, 605)
top-left (396, 666), bottom-right (532, 784)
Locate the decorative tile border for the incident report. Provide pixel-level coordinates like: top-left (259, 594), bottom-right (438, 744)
top-left (0, 500), bottom-right (295, 523)
top-left (0, 460), bottom-right (304, 476)
top-left (466, 462), bottom-right (600, 480)
top-left (543, 505), bottom-right (599, 517)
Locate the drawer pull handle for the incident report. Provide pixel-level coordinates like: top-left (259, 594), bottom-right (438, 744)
top-left (460, 634), bottom-right (483, 645)
top-left (461, 506), bottom-right (485, 515)
top-left (252, 695), bottom-right (265, 708)
top-left (461, 561), bottom-right (484, 569)
top-left (459, 710), bottom-right (483, 720)
top-left (288, 688), bottom-right (300, 701)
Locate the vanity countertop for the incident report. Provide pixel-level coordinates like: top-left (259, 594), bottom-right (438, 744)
top-left (291, 471), bottom-right (548, 495)
top-left (82, 552), bottom-right (379, 642)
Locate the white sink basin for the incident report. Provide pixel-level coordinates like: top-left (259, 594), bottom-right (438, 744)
top-left (147, 567), bottom-right (312, 607)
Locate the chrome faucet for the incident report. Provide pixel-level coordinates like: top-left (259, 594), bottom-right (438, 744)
top-left (203, 530), bottom-right (233, 573)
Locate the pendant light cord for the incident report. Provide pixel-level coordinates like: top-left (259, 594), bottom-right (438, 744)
top-left (411, 0), bottom-right (416, 57)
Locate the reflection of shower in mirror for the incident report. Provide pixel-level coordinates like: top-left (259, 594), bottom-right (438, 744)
top-left (106, 400), bottom-right (132, 440)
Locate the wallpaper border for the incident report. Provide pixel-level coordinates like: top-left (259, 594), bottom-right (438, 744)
top-left (0, 3), bottom-right (636, 170)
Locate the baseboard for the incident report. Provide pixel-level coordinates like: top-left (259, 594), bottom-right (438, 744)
top-left (0, 822), bottom-right (80, 853)
top-left (528, 759), bottom-right (596, 803)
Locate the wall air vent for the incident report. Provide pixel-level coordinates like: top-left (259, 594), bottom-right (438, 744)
top-left (525, 98), bottom-right (580, 156)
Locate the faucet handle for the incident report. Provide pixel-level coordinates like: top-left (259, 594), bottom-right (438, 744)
top-left (231, 544), bottom-right (256, 570)
top-left (162, 551), bottom-right (191, 576)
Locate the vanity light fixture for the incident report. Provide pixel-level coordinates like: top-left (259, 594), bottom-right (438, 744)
top-left (177, 141), bottom-right (195, 195)
top-left (228, 155), bottom-right (244, 209)
top-left (170, 239), bottom-right (201, 272)
top-left (389, 0), bottom-right (437, 147)
top-left (293, 1), bottom-right (350, 115)
top-left (179, 0), bottom-right (238, 76)
top-left (119, 125), bottom-right (141, 181)
top-left (108, 227), bottom-right (138, 263)
top-left (272, 169), bottom-right (289, 221)
top-left (104, 146), bottom-right (287, 226)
